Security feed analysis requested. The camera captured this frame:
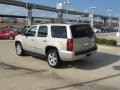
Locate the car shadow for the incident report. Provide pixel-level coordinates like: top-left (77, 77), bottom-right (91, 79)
top-left (61, 52), bottom-right (120, 70)
top-left (27, 52), bottom-right (120, 70)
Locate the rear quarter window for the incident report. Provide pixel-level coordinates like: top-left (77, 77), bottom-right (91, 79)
top-left (70, 25), bottom-right (94, 38)
top-left (51, 26), bottom-right (67, 38)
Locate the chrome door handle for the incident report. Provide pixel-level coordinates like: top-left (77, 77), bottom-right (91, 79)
top-left (43, 40), bottom-right (47, 42)
top-left (31, 38), bottom-right (35, 41)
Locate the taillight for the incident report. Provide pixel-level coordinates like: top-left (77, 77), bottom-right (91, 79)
top-left (67, 39), bottom-right (73, 51)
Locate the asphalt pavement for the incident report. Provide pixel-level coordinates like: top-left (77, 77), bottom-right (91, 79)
top-left (0, 40), bottom-right (120, 90)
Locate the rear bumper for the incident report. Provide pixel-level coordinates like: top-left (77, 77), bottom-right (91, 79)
top-left (75, 46), bottom-right (97, 56)
top-left (59, 46), bottom-right (97, 61)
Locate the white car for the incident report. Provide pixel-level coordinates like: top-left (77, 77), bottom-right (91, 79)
top-left (15, 24), bottom-right (97, 67)
top-left (93, 28), bottom-right (101, 33)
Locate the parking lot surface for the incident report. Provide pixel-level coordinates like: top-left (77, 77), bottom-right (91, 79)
top-left (0, 40), bottom-right (120, 90)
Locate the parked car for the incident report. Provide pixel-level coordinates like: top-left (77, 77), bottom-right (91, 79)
top-left (0, 28), bottom-right (20, 40)
top-left (114, 27), bottom-right (119, 32)
top-left (93, 28), bottom-right (102, 33)
top-left (11, 28), bottom-right (21, 34)
top-left (100, 29), bottom-right (107, 33)
top-left (101, 27), bottom-right (118, 33)
top-left (15, 24), bottom-right (97, 68)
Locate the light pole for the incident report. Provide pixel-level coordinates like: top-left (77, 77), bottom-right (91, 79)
top-left (76, 15), bottom-right (80, 23)
top-left (118, 16), bottom-right (120, 34)
top-left (90, 6), bottom-right (96, 27)
top-left (25, 0), bottom-right (28, 27)
top-left (116, 16), bottom-right (120, 37)
top-left (96, 17), bottom-right (99, 27)
top-left (63, 0), bottom-right (71, 23)
top-left (76, 15), bottom-right (84, 23)
top-left (56, 2), bottom-right (63, 23)
top-left (107, 9), bottom-right (112, 27)
top-left (118, 17), bottom-right (120, 37)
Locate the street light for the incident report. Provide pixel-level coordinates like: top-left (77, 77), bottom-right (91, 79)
top-left (96, 17), bottom-right (99, 27)
top-left (76, 15), bottom-right (84, 23)
top-left (90, 6), bottom-right (96, 27)
top-left (76, 15), bottom-right (80, 23)
top-left (116, 16), bottom-right (120, 37)
top-left (119, 16), bottom-right (120, 29)
top-left (25, 0), bottom-right (28, 27)
top-left (107, 9), bottom-right (112, 27)
top-left (56, 2), bottom-right (63, 23)
top-left (63, 0), bottom-right (71, 23)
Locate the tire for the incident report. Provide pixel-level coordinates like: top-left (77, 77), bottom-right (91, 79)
top-left (16, 43), bottom-right (25, 56)
top-left (47, 49), bottom-right (62, 68)
top-left (9, 35), bottom-right (14, 40)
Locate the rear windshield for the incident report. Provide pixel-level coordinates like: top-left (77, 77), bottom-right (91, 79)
top-left (70, 25), bottom-right (94, 38)
top-left (51, 26), bottom-right (67, 38)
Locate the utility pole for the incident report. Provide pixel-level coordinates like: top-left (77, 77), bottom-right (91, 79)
top-left (107, 9), bottom-right (112, 27)
top-left (56, 2), bottom-right (63, 23)
top-left (25, 0), bottom-right (28, 27)
top-left (90, 6), bottom-right (96, 27)
top-left (63, 0), bottom-right (71, 23)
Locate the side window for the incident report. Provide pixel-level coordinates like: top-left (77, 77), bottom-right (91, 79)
top-left (38, 26), bottom-right (48, 37)
top-left (51, 26), bottom-right (67, 38)
top-left (26, 26), bottom-right (37, 37)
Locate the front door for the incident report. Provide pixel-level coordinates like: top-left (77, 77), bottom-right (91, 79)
top-left (23, 26), bottom-right (38, 52)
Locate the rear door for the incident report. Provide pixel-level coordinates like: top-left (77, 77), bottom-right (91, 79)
top-left (36, 25), bottom-right (48, 55)
top-left (51, 26), bottom-right (67, 51)
top-left (70, 25), bottom-right (95, 53)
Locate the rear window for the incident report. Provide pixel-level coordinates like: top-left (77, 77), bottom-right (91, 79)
top-left (51, 26), bottom-right (67, 38)
top-left (70, 25), bottom-right (94, 38)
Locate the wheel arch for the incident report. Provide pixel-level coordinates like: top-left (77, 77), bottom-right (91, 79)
top-left (45, 46), bottom-right (59, 55)
top-left (8, 34), bottom-right (15, 39)
top-left (15, 41), bottom-right (22, 46)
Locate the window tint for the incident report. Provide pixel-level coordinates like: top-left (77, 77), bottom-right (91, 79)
top-left (70, 25), bottom-right (94, 38)
top-left (38, 26), bottom-right (48, 37)
top-left (26, 26), bottom-right (37, 36)
top-left (51, 26), bottom-right (67, 38)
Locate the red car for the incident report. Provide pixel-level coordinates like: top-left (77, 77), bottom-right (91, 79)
top-left (0, 28), bottom-right (20, 40)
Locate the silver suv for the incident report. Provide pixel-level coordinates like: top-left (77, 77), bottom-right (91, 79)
top-left (15, 24), bottom-right (97, 67)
